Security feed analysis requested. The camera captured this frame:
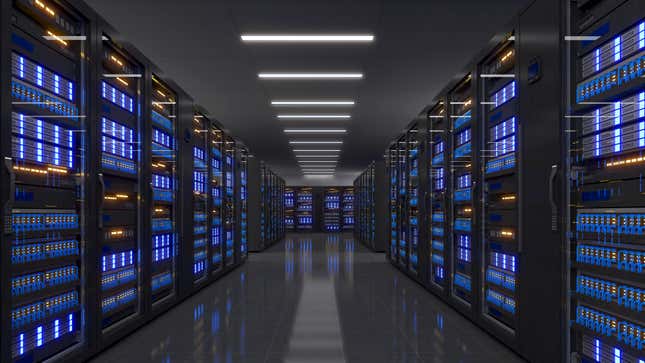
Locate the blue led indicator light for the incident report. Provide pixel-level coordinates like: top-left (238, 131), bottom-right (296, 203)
top-left (36, 65), bottom-right (43, 86)
top-left (68, 81), bottom-right (73, 101)
top-left (19, 56), bottom-right (24, 78)
top-left (19, 334), bottom-right (24, 355)
top-left (614, 348), bottom-right (620, 363)
top-left (68, 313), bottom-right (73, 332)
top-left (54, 74), bottom-right (59, 94)
top-left (54, 319), bottom-right (60, 339)
top-left (614, 102), bottom-right (621, 152)
top-left (36, 326), bottom-right (43, 347)
top-left (595, 49), bottom-right (600, 71)
top-left (613, 37), bottom-right (621, 62)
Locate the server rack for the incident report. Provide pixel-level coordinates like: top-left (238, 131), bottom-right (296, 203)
top-left (387, 144), bottom-right (399, 262)
top-left (352, 161), bottom-right (387, 252)
top-left (428, 102), bottom-right (449, 290)
top-left (248, 160), bottom-right (286, 251)
top-left (323, 188), bottom-right (341, 232)
top-left (5, 1), bottom-right (90, 360)
top-left (191, 110), bottom-right (209, 281)
top-left (341, 187), bottom-right (354, 230)
top-left (284, 187), bottom-right (295, 231)
top-left (210, 123), bottom-right (224, 273)
top-left (567, 1), bottom-right (645, 362)
top-left (237, 145), bottom-right (248, 261)
top-left (223, 136), bottom-right (235, 266)
top-left (448, 74), bottom-right (478, 310)
top-left (295, 187), bottom-right (314, 232)
top-left (407, 125), bottom-right (420, 276)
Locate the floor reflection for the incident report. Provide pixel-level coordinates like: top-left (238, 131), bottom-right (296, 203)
top-left (91, 233), bottom-right (522, 363)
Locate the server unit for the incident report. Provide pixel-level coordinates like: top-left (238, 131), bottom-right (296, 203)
top-left (6, 1), bottom-right (88, 360)
top-left (248, 159), bottom-right (286, 252)
top-left (353, 161), bottom-right (388, 252)
top-left (284, 187), bottom-right (295, 231)
top-left (237, 144), bottom-right (248, 261)
top-left (384, 1), bottom-right (567, 360)
top-left (191, 110), bottom-right (209, 281)
top-left (223, 136), bottom-right (235, 266)
top-left (567, 1), bottom-right (645, 362)
top-left (323, 188), bottom-right (341, 232)
top-left (341, 187), bottom-right (354, 230)
top-left (295, 187), bottom-right (314, 232)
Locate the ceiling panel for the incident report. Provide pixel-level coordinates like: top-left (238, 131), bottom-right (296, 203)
top-left (85, 0), bottom-right (532, 186)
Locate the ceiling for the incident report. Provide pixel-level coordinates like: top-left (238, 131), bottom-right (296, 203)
top-left (85, 0), bottom-right (532, 186)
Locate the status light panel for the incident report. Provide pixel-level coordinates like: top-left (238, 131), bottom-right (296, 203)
top-left (150, 77), bottom-right (177, 301)
top-left (240, 147), bottom-right (248, 258)
top-left (324, 189), bottom-right (341, 232)
top-left (397, 136), bottom-right (409, 269)
top-left (223, 139), bottom-right (236, 265)
top-left (342, 188), bottom-right (354, 230)
top-left (408, 128), bottom-right (419, 274)
top-left (9, 1), bottom-right (84, 360)
top-left (285, 188), bottom-right (295, 231)
top-left (388, 146), bottom-right (399, 261)
top-left (295, 188), bottom-right (314, 231)
top-left (571, 11), bottom-right (645, 361)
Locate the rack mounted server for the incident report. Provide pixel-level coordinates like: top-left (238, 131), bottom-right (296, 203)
top-left (0, 0), bottom-right (253, 361)
top-left (353, 161), bottom-right (388, 252)
top-left (248, 160), bottom-right (286, 252)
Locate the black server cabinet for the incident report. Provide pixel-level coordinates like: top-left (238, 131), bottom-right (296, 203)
top-left (448, 73), bottom-right (479, 312)
top-left (3, 1), bottom-right (92, 361)
top-left (284, 187), bottom-right (295, 231)
top-left (190, 108), bottom-right (209, 283)
top-left (295, 187), bottom-right (314, 232)
top-left (237, 144), bottom-right (248, 262)
top-left (323, 187), bottom-right (341, 232)
top-left (387, 144), bottom-right (399, 262)
top-left (341, 187), bottom-right (354, 231)
top-left (567, 0), bottom-right (645, 362)
top-left (210, 124), bottom-right (225, 273)
top-left (353, 161), bottom-right (388, 252)
top-left (246, 157), bottom-right (263, 251)
top-left (427, 102), bottom-right (449, 291)
top-left (223, 135), bottom-right (235, 266)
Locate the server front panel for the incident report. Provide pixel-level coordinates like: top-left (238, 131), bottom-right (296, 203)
top-left (210, 125), bottom-right (224, 272)
top-left (223, 137), bottom-right (235, 266)
top-left (323, 188), bottom-right (341, 232)
top-left (295, 188), bottom-right (313, 232)
top-left (341, 187), bottom-right (354, 230)
top-left (192, 112), bottom-right (208, 280)
top-left (9, 1), bottom-right (86, 360)
top-left (428, 103), bottom-right (448, 288)
top-left (407, 127), bottom-right (420, 275)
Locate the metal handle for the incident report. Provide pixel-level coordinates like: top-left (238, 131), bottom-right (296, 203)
top-left (549, 164), bottom-right (558, 232)
top-left (98, 173), bottom-right (105, 229)
top-left (4, 158), bottom-right (15, 235)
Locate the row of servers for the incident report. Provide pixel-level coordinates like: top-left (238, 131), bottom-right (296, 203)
top-left (322, 187), bottom-right (354, 232)
top-left (247, 160), bottom-right (286, 251)
top-left (284, 187), bottom-right (354, 232)
top-left (366, 0), bottom-right (645, 361)
top-left (353, 161), bottom-right (388, 252)
top-left (0, 0), bottom-right (252, 362)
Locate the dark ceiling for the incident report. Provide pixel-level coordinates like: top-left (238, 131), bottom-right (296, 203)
top-left (85, 0), bottom-right (532, 185)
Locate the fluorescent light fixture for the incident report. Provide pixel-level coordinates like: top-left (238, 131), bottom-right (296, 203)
top-left (259, 73), bottom-right (363, 79)
top-left (289, 141), bottom-right (343, 144)
top-left (296, 155), bottom-right (339, 158)
top-left (480, 74), bottom-right (515, 78)
top-left (271, 100), bottom-right (355, 106)
top-left (293, 149), bottom-right (342, 152)
top-left (304, 175), bottom-right (334, 178)
top-left (564, 35), bottom-right (601, 41)
top-left (103, 74), bottom-right (142, 78)
top-left (241, 34), bottom-right (374, 42)
top-left (278, 115), bottom-right (351, 119)
top-left (298, 160), bottom-right (338, 163)
top-left (284, 129), bottom-right (347, 133)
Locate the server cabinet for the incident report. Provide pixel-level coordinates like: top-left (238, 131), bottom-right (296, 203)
top-left (567, 1), bottom-right (645, 362)
top-left (210, 123), bottom-right (224, 273)
top-left (407, 125), bottom-right (421, 276)
top-left (247, 157), bottom-right (262, 251)
top-left (284, 187), bottom-right (295, 231)
top-left (237, 145), bottom-right (248, 261)
top-left (148, 76), bottom-right (179, 305)
top-left (448, 73), bottom-right (479, 311)
top-left (223, 136), bottom-right (235, 266)
top-left (341, 187), bottom-right (354, 230)
top-left (428, 102), bottom-right (449, 290)
top-left (295, 187), bottom-right (313, 232)
top-left (4, 1), bottom-right (90, 361)
top-left (387, 144), bottom-right (399, 262)
top-left (353, 161), bottom-right (388, 252)
top-left (95, 23), bottom-right (145, 345)
top-left (323, 188), bottom-right (341, 232)
top-left (191, 109), bottom-right (209, 281)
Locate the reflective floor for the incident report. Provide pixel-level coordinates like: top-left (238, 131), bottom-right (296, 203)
top-left (91, 233), bottom-right (524, 363)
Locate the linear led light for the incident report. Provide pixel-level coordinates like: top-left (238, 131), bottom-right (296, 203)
top-left (289, 141), bottom-right (343, 144)
top-left (259, 73), bottom-right (363, 79)
top-left (242, 34), bottom-right (374, 42)
top-left (480, 74), bottom-right (515, 78)
top-left (304, 175), bottom-right (334, 177)
top-left (293, 149), bottom-right (342, 152)
top-left (564, 35), bottom-right (601, 41)
top-left (295, 155), bottom-right (339, 158)
top-left (284, 129), bottom-right (346, 133)
top-left (298, 160), bottom-right (338, 163)
top-left (271, 100), bottom-right (355, 106)
top-left (279, 115), bottom-right (351, 119)
top-left (104, 73), bottom-right (142, 78)
top-left (302, 169), bottom-right (336, 171)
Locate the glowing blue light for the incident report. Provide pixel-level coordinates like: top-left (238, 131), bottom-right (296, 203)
top-left (614, 102), bottom-right (621, 152)
top-left (614, 348), bottom-right (620, 363)
top-left (640, 92), bottom-right (644, 147)
top-left (36, 142), bottom-right (43, 162)
top-left (68, 81), bottom-right (73, 101)
top-left (511, 81), bottom-right (515, 98)
top-left (640, 22), bottom-right (645, 49)
top-left (594, 339), bottom-right (600, 361)
top-left (36, 326), bottom-right (43, 347)
top-left (112, 254), bottom-right (116, 269)
top-left (121, 94), bottom-right (126, 108)
top-left (111, 87), bottom-right (116, 103)
top-left (613, 37), bottom-right (621, 62)
top-left (54, 319), bottom-right (60, 339)
top-left (19, 334), bottom-right (24, 355)
top-left (68, 313), bottom-right (73, 332)
top-left (595, 49), bottom-right (600, 71)
top-left (102, 82), bottom-right (107, 98)
top-left (54, 74), bottom-right (60, 94)
top-left (102, 256), bottom-right (106, 272)
top-left (36, 66), bottom-right (43, 86)
top-left (19, 56), bottom-right (24, 78)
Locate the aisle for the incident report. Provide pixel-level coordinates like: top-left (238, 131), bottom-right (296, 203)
top-left (91, 233), bottom-right (523, 363)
